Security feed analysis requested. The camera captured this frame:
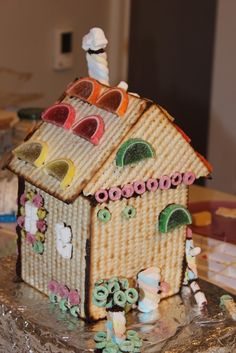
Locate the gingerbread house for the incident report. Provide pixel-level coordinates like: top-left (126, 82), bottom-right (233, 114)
top-left (8, 76), bottom-right (211, 320)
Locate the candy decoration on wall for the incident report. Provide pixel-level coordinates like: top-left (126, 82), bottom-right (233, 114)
top-left (137, 267), bottom-right (161, 313)
top-left (96, 87), bottom-right (129, 117)
top-left (66, 77), bottom-right (101, 104)
top-left (92, 277), bottom-right (142, 352)
top-left (55, 223), bottom-right (73, 259)
top-left (158, 204), bottom-right (192, 233)
top-left (82, 27), bottom-right (109, 85)
top-left (13, 141), bottom-right (48, 167)
top-left (183, 228), bottom-right (207, 308)
top-left (116, 138), bottom-right (155, 167)
top-left (48, 280), bottom-right (81, 317)
top-left (17, 190), bottom-right (47, 254)
top-left (72, 115), bottom-right (105, 145)
top-left (42, 103), bottom-right (75, 129)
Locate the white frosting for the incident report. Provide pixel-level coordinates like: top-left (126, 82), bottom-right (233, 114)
top-left (82, 27), bottom-right (108, 51)
top-left (55, 222), bottom-right (73, 259)
top-left (107, 311), bottom-right (126, 344)
top-left (25, 201), bottom-right (38, 234)
top-left (117, 81), bottom-right (128, 91)
top-left (137, 267), bottom-right (161, 313)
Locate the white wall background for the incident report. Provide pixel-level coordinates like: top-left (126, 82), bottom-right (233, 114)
top-left (0, 0), bottom-right (130, 109)
top-left (207, 0), bottom-right (236, 194)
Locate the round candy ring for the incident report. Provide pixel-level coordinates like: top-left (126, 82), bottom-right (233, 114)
top-left (133, 180), bottom-right (146, 195)
top-left (146, 178), bottom-right (159, 192)
top-left (95, 189), bottom-right (108, 203)
top-left (170, 172), bottom-right (182, 186)
top-left (108, 186), bottom-right (122, 201)
top-left (159, 175), bottom-right (171, 190)
top-left (183, 171), bottom-right (196, 185)
top-left (121, 184), bottom-right (134, 198)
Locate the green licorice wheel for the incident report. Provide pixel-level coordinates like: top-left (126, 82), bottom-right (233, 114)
top-left (70, 305), bottom-right (79, 317)
top-left (92, 296), bottom-right (107, 308)
top-left (125, 288), bottom-right (138, 304)
top-left (126, 330), bottom-right (138, 340)
top-left (114, 290), bottom-right (126, 307)
top-left (103, 347), bottom-right (118, 353)
top-left (93, 285), bottom-right (109, 301)
top-left (120, 278), bottom-right (129, 290)
top-left (119, 340), bottom-right (134, 352)
top-left (108, 277), bottom-right (119, 283)
top-left (108, 281), bottom-right (120, 293)
top-left (94, 331), bottom-right (107, 342)
top-left (122, 205), bottom-right (136, 219)
top-left (95, 340), bottom-right (107, 349)
top-left (33, 241), bottom-right (44, 254)
top-left (133, 339), bottom-right (142, 348)
top-left (59, 298), bottom-right (68, 312)
top-left (49, 293), bottom-right (57, 303)
top-left (105, 341), bottom-right (119, 353)
top-left (97, 208), bottom-right (111, 223)
top-left (95, 279), bottom-right (105, 286)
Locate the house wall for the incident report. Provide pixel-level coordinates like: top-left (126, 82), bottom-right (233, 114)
top-left (21, 181), bottom-right (91, 318)
top-left (89, 184), bottom-right (188, 320)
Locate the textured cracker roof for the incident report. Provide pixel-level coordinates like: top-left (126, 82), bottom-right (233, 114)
top-left (8, 83), bottom-right (210, 203)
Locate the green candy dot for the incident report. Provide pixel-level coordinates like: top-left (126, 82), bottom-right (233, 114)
top-left (119, 340), bottom-right (134, 352)
top-left (96, 340), bottom-right (107, 349)
top-left (33, 241), bottom-right (44, 254)
top-left (114, 290), bottom-right (126, 307)
top-left (122, 205), bottom-right (136, 219)
top-left (49, 293), bottom-right (57, 303)
top-left (93, 285), bottom-right (109, 301)
top-left (70, 305), bottom-right (79, 317)
top-left (108, 281), bottom-right (120, 293)
top-left (120, 278), bottom-right (129, 290)
top-left (92, 297), bottom-right (107, 308)
top-left (126, 330), bottom-right (138, 340)
top-left (94, 331), bottom-right (107, 342)
top-left (125, 288), bottom-right (138, 304)
top-left (59, 298), bottom-right (68, 312)
top-left (97, 208), bottom-right (111, 223)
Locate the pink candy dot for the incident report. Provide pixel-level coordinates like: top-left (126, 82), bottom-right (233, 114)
top-left (26, 233), bottom-right (36, 245)
top-left (146, 178), bottom-right (159, 192)
top-left (68, 290), bottom-right (81, 305)
top-left (170, 172), bottom-right (182, 186)
top-left (183, 172), bottom-right (195, 185)
top-left (133, 180), bottom-right (146, 195)
top-left (48, 280), bottom-right (59, 293)
top-left (108, 187), bottom-right (122, 201)
top-left (159, 175), bottom-right (171, 190)
top-left (95, 189), bottom-right (108, 203)
top-left (121, 184), bottom-right (134, 198)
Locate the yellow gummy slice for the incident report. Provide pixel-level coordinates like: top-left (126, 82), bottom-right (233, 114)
top-left (13, 141), bottom-right (48, 167)
top-left (44, 158), bottom-right (75, 189)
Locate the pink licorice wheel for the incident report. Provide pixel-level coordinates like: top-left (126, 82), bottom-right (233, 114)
top-left (146, 178), bottom-right (159, 192)
top-left (108, 187), bottom-right (122, 201)
top-left (95, 189), bottom-right (108, 203)
top-left (121, 184), bottom-right (134, 198)
top-left (159, 175), bottom-right (171, 190)
top-left (183, 172), bottom-right (196, 185)
top-left (133, 180), bottom-right (146, 195)
top-left (171, 172), bottom-right (182, 186)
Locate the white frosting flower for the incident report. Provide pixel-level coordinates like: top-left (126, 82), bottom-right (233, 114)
top-left (82, 27), bottom-right (108, 51)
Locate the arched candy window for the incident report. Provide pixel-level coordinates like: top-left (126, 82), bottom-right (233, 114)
top-left (116, 138), bottom-right (155, 167)
top-left (13, 141), bottom-right (48, 167)
top-left (158, 204), bottom-right (192, 233)
top-left (72, 115), bottom-right (105, 145)
top-left (96, 87), bottom-right (129, 116)
top-left (66, 77), bottom-right (101, 104)
top-left (42, 103), bottom-right (75, 129)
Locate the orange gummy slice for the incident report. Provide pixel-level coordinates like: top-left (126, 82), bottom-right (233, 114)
top-left (66, 77), bottom-right (101, 104)
top-left (96, 87), bottom-right (129, 117)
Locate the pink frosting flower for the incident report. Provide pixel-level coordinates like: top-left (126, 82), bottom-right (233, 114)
top-left (36, 220), bottom-right (46, 232)
top-left (48, 280), bottom-right (59, 293)
top-left (57, 284), bottom-right (69, 298)
top-left (68, 290), bottom-right (80, 305)
top-left (32, 194), bottom-right (43, 208)
top-left (26, 233), bottom-right (36, 245)
top-left (17, 216), bottom-right (25, 228)
top-left (20, 193), bottom-right (27, 206)
top-left (160, 281), bottom-right (170, 294)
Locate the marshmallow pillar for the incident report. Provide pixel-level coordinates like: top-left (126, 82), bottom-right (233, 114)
top-left (106, 311), bottom-right (126, 344)
top-left (137, 267), bottom-right (161, 313)
top-left (82, 27), bottom-right (109, 85)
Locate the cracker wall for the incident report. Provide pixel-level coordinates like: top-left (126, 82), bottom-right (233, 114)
top-left (21, 181), bottom-right (91, 318)
top-left (89, 184), bottom-right (188, 320)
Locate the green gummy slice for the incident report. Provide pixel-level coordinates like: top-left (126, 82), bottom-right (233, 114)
top-left (116, 139), bottom-right (155, 167)
top-left (158, 204), bottom-right (192, 233)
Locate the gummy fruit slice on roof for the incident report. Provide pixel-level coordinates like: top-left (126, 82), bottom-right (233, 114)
top-left (67, 77), bottom-right (101, 104)
top-left (13, 141), bottom-right (48, 167)
top-left (72, 115), bottom-right (104, 145)
top-left (42, 103), bottom-right (75, 129)
top-left (116, 138), bottom-right (155, 167)
top-left (158, 204), bottom-right (192, 233)
top-left (44, 159), bottom-right (75, 189)
top-left (96, 87), bottom-right (128, 116)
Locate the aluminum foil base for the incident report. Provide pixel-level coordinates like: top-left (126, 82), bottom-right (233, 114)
top-left (0, 257), bottom-right (235, 353)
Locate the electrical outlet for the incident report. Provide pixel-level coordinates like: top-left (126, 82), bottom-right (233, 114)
top-left (54, 29), bottom-right (74, 70)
